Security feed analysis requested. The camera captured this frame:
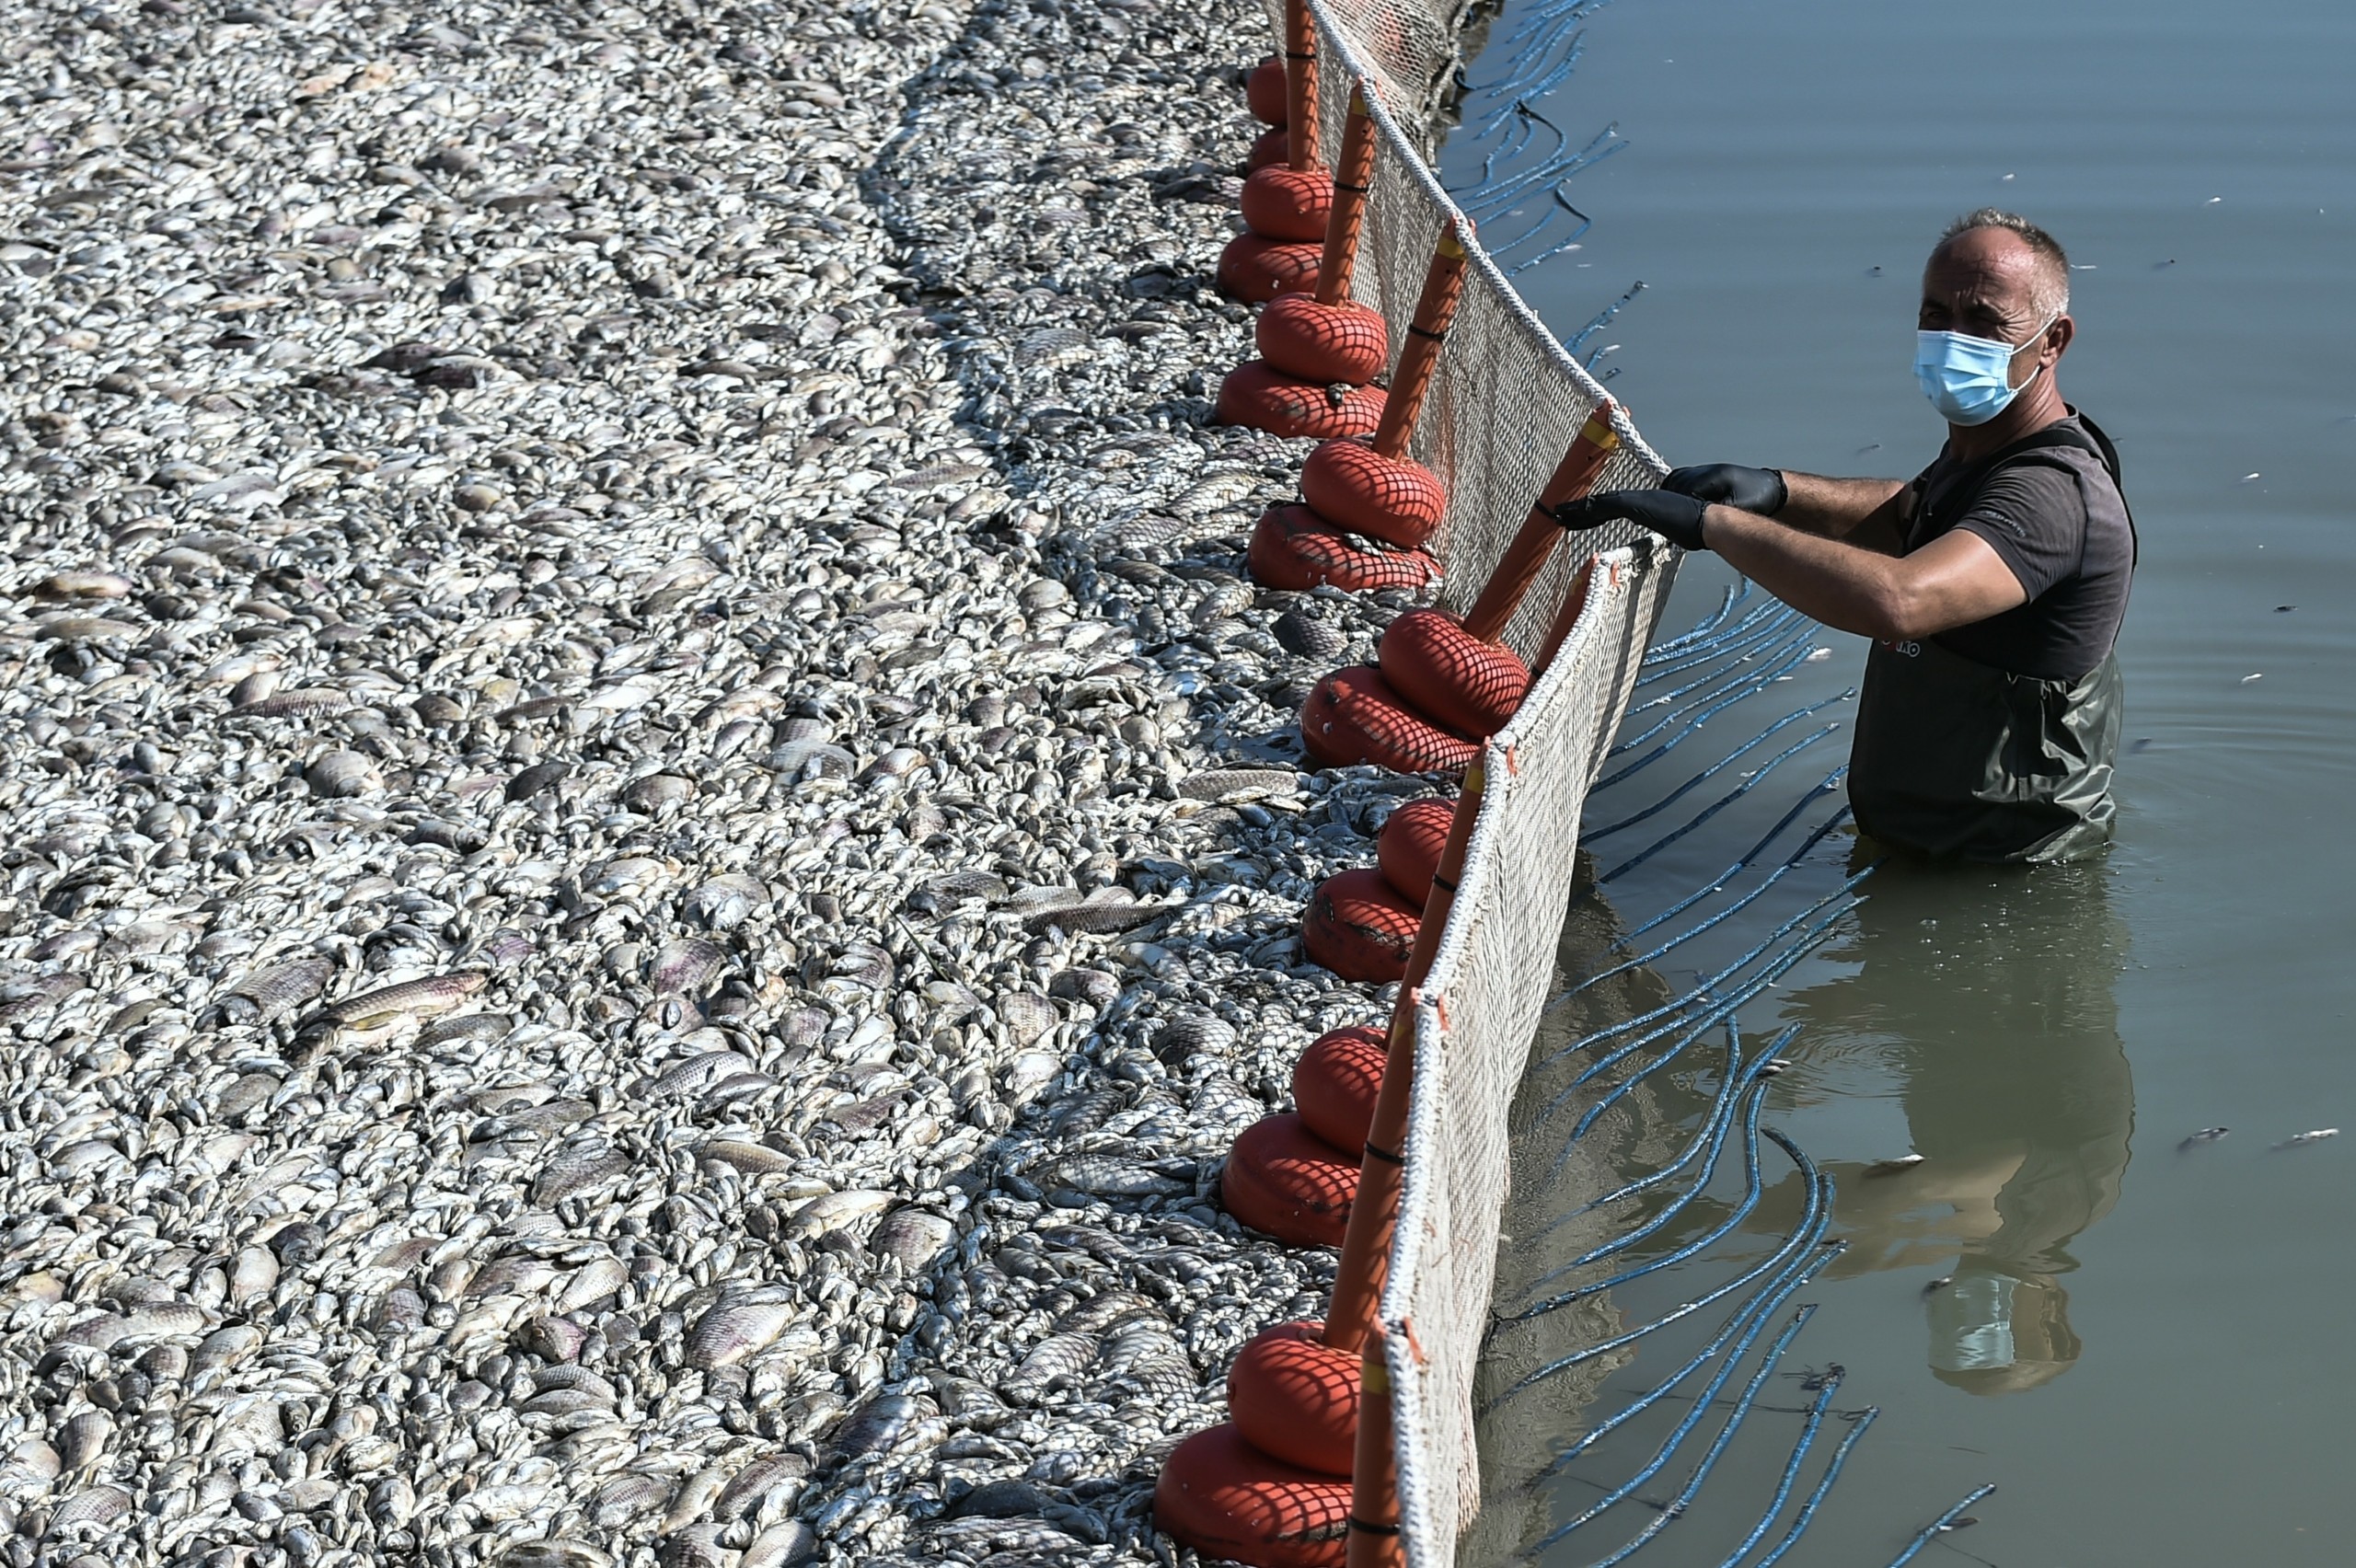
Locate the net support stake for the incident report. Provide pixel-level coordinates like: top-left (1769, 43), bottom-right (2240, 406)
top-left (1284, 0), bottom-right (1321, 169)
top-left (1458, 404), bottom-right (1621, 643)
top-left (1369, 225), bottom-right (1471, 459)
top-left (1346, 1332), bottom-right (1404, 1568)
top-left (1311, 91), bottom-right (1380, 306)
top-left (1323, 758), bottom-right (1487, 1358)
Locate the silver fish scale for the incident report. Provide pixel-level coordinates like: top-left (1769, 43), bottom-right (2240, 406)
top-left (0, 0), bottom-right (1426, 1554)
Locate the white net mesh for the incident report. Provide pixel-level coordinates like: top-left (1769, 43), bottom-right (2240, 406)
top-left (1242, 3), bottom-right (1685, 1561)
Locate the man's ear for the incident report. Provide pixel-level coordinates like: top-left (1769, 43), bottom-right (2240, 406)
top-left (2046, 315), bottom-right (2075, 363)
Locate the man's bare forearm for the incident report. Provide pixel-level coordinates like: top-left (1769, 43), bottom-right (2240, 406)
top-left (1775, 472), bottom-right (1907, 543)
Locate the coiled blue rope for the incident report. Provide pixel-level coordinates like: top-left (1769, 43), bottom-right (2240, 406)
top-left (1732, 1404), bottom-right (1880, 1568)
top-left (1882, 1486), bottom-right (1998, 1567)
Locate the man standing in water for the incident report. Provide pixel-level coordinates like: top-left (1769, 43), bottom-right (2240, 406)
top-left (1559, 210), bottom-right (2137, 862)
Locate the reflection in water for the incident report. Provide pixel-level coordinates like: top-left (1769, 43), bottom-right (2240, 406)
top-left (1781, 851), bottom-right (2134, 1395)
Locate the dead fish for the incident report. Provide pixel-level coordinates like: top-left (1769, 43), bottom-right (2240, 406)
top-left (1865, 1155), bottom-right (1926, 1176)
top-left (1922, 1275), bottom-right (1955, 1297)
top-left (2177, 1126), bottom-right (2229, 1151)
top-left (738, 1521), bottom-right (817, 1568)
top-left (2274, 1128), bottom-right (2339, 1149)
top-left (46, 1482), bottom-right (133, 1531)
top-left (221, 954), bottom-right (336, 1022)
top-left (534, 1146), bottom-right (630, 1204)
top-left (303, 972), bottom-right (486, 1031)
top-left (1002, 1332), bottom-right (1093, 1402)
top-left (699, 1140), bottom-right (793, 1175)
top-left (870, 1207), bottom-right (955, 1271)
top-left (784, 1189), bottom-right (892, 1236)
top-left (651, 937), bottom-right (729, 996)
top-left (830, 1393), bottom-right (938, 1459)
top-left (1177, 767), bottom-right (1301, 802)
top-left (686, 1295), bottom-right (798, 1369)
top-left (233, 686), bottom-right (350, 717)
top-left (712, 1452), bottom-right (810, 1521)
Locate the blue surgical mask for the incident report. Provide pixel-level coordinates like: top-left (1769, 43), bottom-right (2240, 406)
top-left (1914, 316), bottom-right (2057, 426)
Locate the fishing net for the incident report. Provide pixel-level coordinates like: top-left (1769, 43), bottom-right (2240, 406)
top-left (1243, 1), bottom-right (1684, 1559)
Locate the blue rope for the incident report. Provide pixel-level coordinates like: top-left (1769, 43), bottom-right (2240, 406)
top-left (1734, 1405), bottom-right (1880, 1568)
top-left (1646, 581), bottom-right (1751, 661)
top-left (1600, 777), bottom-right (1850, 953)
top-left (1881, 1486), bottom-right (1998, 1567)
top-left (1575, 1306), bottom-right (1821, 1566)
top-left (1496, 1145), bottom-right (1835, 1355)
top-left (1596, 723), bottom-right (1841, 882)
top-left (1616, 618), bottom-right (1817, 732)
top-left (1523, 1071), bottom-right (1774, 1307)
top-left (1539, 873), bottom-right (1856, 1077)
top-left (1601, 628), bottom-right (1822, 780)
top-left (1563, 806), bottom-right (1860, 1000)
top-left (1537, 1017), bottom-right (1743, 1233)
top-left (1564, 1023), bottom-right (1797, 1216)
top-left (1633, 605), bottom-right (1797, 689)
top-left (1557, 903), bottom-right (1849, 1140)
top-left (1531, 1207), bottom-right (1841, 1468)
top-left (1708, 1369), bottom-right (1844, 1568)
top-left (1507, 197), bottom-right (1601, 272)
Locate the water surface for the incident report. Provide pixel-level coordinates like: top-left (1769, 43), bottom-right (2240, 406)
top-left (1445, 0), bottom-right (2356, 1560)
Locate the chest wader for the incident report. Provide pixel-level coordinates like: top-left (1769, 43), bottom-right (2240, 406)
top-left (1849, 420), bottom-right (2135, 864)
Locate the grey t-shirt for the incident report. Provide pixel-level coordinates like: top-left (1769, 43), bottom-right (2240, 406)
top-left (1904, 414), bottom-right (2136, 683)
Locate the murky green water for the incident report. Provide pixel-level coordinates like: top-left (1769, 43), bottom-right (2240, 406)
top-left (1444, 0), bottom-right (2356, 1561)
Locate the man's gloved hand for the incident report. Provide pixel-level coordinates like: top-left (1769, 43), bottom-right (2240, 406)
top-left (1552, 488), bottom-right (1711, 552)
top-left (1663, 463), bottom-right (1787, 515)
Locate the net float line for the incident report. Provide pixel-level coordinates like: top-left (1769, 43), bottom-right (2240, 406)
top-left (1375, 405), bottom-right (1618, 728)
top-left (1299, 227), bottom-right (1471, 549)
top-left (1201, 769), bottom-right (1484, 1558)
top-left (1249, 54), bottom-right (1288, 125)
top-left (1299, 560), bottom-right (1588, 776)
top-left (1249, 504), bottom-right (1440, 594)
top-left (1296, 412), bottom-right (1617, 771)
top-left (1255, 93), bottom-right (1391, 386)
top-left (1223, 1112), bottom-right (1360, 1247)
top-left (1300, 557), bottom-right (1599, 978)
top-left (1223, 767), bottom-right (1483, 1250)
top-left (1347, 1333), bottom-right (1404, 1568)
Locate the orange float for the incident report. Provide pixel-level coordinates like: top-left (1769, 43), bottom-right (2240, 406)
top-left (1230, 1320), bottom-right (1361, 1476)
top-left (1221, 1113), bottom-right (1357, 1247)
top-left (1219, 234), bottom-right (1322, 304)
top-left (1249, 126), bottom-right (1290, 172)
top-left (1248, 56), bottom-right (1288, 125)
top-left (1379, 608), bottom-right (1531, 738)
top-left (1248, 506), bottom-right (1438, 594)
top-left (1215, 362), bottom-right (1384, 440)
top-left (1296, 229), bottom-right (1471, 547)
top-left (1241, 166), bottom-right (1335, 243)
top-left (1299, 663), bottom-right (1480, 776)
top-left (1302, 867), bottom-right (1420, 983)
top-left (1154, 1424), bottom-right (1350, 1568)
top-left (1375, 798), bottom-right (1452, 906)
top-left (1292, 1025), bottom-right (1387, 1152)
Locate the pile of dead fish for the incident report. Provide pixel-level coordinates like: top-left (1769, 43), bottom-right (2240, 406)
top-left (0, 0), bottom-right (1459, 1564)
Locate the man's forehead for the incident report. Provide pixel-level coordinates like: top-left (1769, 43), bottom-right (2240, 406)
top-left (1923, 235), bottom-right (2042, 302)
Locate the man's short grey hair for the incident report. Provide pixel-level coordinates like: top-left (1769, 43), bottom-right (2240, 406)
top-left (1938, 208), bottom-right (2071, 319)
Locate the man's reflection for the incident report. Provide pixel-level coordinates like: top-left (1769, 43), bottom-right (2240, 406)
top-left (1779, 852), bottom-right (2133, 1393)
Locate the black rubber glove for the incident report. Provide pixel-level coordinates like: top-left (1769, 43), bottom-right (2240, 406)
top-left (1662, 463), bottom-right (1786, 516)
top-left (1552, 488), bottom-right (1710, 552)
